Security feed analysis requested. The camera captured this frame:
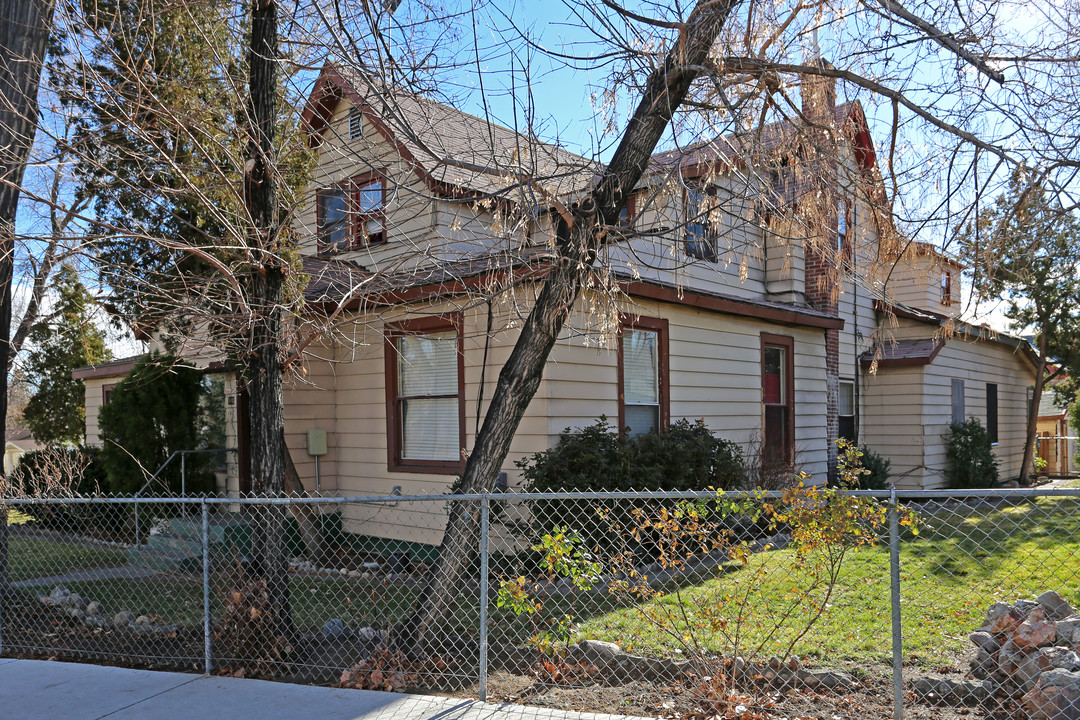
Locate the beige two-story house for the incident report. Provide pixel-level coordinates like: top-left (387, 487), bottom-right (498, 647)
top-left (77, 62), bottom-right (1038, 545)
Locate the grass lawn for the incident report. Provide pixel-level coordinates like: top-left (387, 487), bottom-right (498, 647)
top-left (7, 536), bottom-right (127, 583)
top-left (567, 494), bottom-right (1080, 668)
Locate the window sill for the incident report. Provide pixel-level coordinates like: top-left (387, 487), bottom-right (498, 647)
top-left (388, 458), bottom-right (465, 475)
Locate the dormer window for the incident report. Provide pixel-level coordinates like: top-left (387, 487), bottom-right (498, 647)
top-left (941, 270), bottom-right (954, 305)
top-left (348, 108), bottom-right (364, 140)
top-left (685, 185), bottom-right (719, 262)
top-left (838, 199), bottom-right (854, 259)
top-left (318, 172), bottom-right (386, 253)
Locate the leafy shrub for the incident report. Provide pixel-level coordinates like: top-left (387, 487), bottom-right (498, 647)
top-left (856, 444), bottom-right (891, 490)
top-left (99, 354), bottom-right (215, 496)
top-left (518, 417), bottom-right (746, 493)
top-left (515, 418), bottom-right (746, 558)
top-left (944, 417), bottom-right (1000, 489)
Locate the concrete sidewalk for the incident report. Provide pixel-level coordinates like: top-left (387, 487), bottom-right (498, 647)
top-left (0, 659), bottom-right (637, 720)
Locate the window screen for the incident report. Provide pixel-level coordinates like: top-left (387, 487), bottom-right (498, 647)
top-left (838, 380), bottom-right (856, 442)
top-left (397, 331), bottom-right (459, 461)
top-left (623, 328), bottom-right (659, 436)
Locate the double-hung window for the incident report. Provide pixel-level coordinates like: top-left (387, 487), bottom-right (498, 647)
top-left (317, 172), bottom-right (386, 253)
top-left (761, 334), bottom-right (795, 467)
top-left (838, 380), bottom-right (856, 442)
top-left (385, 316), bottom-right (465, 473)
top-left (618, 317), bottom-right (668, 437)
top-left (685, 185), bottom-right (719, 261)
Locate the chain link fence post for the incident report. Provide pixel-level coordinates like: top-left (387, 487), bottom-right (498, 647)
top-left (889, 486), bottom-right (904, 720)
top-left (201, 499), bottom-right (212, 675)
top-left (478, 493), bottom-right (490, 702)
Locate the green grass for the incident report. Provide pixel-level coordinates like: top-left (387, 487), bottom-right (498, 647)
top-left (7, 536), bottom-right (127, 583)
top-left (562, 495), bottom-right (1080, 668)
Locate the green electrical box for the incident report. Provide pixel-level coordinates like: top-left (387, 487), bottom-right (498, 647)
top-left (306, 428), bottom-right (327, 456)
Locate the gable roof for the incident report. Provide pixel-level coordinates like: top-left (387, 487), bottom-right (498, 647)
top-left (301, 64), bottom-right (596, 201)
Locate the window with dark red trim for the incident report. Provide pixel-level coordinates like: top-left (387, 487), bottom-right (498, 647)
top-left (761, 333), bottom-right (795, 467)
top-left (102, 383), bottom-right (117, 406)
top-left (685, 185), bottom-right (719, 262)
top-left (385, 315), bottom-right (466, 474)
top-left (941, 270), bottom-right (954, 305)
top-left (618, 316), bottom-right (669, 437)
top-left (318, 172), bottom-right (387, 253)
top-left (617, 193), bottom-right (637, 227)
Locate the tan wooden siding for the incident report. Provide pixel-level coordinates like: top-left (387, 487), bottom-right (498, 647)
top-left (919, 339), bottom-right (1033, 488)
top-left (860, 366), bottom-right (928, 490)
top-left (82, 377), bottom-right (114, 447)
top-left (297, 97), bottom-right (438, 267)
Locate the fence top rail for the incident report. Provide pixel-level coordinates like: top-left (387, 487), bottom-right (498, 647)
top-left (3, 486), bottom-right (1080, 505)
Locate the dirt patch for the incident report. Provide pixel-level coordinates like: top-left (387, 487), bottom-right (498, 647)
top-left (1, 598), bottom-right (1022, 720)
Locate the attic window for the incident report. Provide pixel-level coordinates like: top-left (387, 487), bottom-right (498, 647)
top-left (685, 185), bottom-right (719, 262)
top-left (348, 109), bottom-right (363, 140)
top-left (838, 200), bottom-right (854, 258)
top-left (941, 270), bottom-right (954, 305)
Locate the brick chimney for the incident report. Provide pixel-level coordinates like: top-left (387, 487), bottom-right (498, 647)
top-left (800, 57), bottom-right (841, 481)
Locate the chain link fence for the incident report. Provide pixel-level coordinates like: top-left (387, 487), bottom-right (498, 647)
top-left (2, 487), bottom-right (1079, 719)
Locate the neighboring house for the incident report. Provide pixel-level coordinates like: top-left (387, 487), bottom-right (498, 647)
top-left (1036, 380), bottom-right (1077, 475)
top-left (77, 62), bottom-right (1038, 545)
top-left (5, 428), bottom-right (41, 475)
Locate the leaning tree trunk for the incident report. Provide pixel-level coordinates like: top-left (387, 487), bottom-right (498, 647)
top-left (405, 0), bottom-right (742, 654)
top-left (1019, 336), bottom-right (1049, 484)
top-left (0, 0), bottom-right (56, 623)
top-left (243, 0), bottom-right (291, 644)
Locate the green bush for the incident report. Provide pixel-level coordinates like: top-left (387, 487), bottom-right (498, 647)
top-left (99, 354), bottom-right (214, 496)
top-left (518, 417), bottom-right (746, 493)
top-left (944, 417), bottom-right (1000, 489)
top-left (857, 445), bottom-right (891, 490)
top-left (515, 418), bottom-right (746, 559)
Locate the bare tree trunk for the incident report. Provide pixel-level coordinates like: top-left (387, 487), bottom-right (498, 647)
top-left (1020, 336), bottom-right (1048, 484)
top-left (0, 0), bottom-right (56, 634)
top-left (406, 0), bottom-right (741, 654)
top-left (244, 0), bottom-right (291, 642)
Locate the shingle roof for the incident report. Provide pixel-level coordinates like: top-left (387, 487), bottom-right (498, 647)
top-left (328, 65), bottom-right (597, 200)
top-left (860, 338), bottom-right (944, 368)
top-left (1039, 391), bottom-right (1068, 418)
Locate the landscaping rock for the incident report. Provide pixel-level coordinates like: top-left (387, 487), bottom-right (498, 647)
top-left (1016, 647), bottom-right (1080, 693)
top-left (989, 606), bottom-right (1026, 636)
top-left (85, 601), bottom-right (104, 617)
top-left (68, 607), bottom-right (85, 621)
top-left (574, 640), bottom-right (622, 664)
top-left (1058, 616), bottom-right (1080, 646)
top-left (135, 615), bottom-right (152, 626)
top-left (1016, 600), bottom-right (1041, 615)
top-left (64, 592), bottom-right (88, 610)
top-left (1023, 669), bottom-right (1080, 720)
top-left (912, 677), bottom-right (991, 705)
top-left (113, 611), bottom-right (136, 627)
top-left (1015, 608), bottom-right (1058, 651)
top-left (322, 619), bottom-right (345, 639)
top-left (1038, 591), bottom-right (1076, 621)
top-left (798, 669), bottom-right (855, 689)
top-left (48, 585), bottom-right (71, 605)
top-left (970, 631), bottom-right (999, 653)
top-left (983, 602), bottom-right (1013, 628)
